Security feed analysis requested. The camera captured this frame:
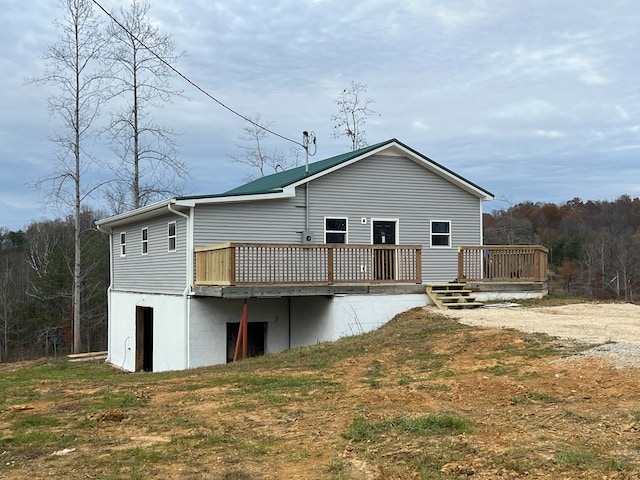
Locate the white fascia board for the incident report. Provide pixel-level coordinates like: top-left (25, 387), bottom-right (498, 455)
top-left (175, 187), bottom-right (296, 208)
top-left (95, 198), bottom-right (175, 229)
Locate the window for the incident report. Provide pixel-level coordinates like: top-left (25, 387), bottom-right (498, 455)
top-left (325, 217), bottom-right (347, 243)
top-left (168, 221), bottom-right (177, 252)
top-left (141, 227), bottom-right (148, 255)
top-left (120, 232), bottom-right (127, 256)
top-left (430, 220), bottom-right (451, 247)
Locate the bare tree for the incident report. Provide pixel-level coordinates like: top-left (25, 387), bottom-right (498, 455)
top-left (331, 81), bottom-right (379, 151)
top-left (104, 0), bottom-right (188, 212)
top-left (31, 0), bottom-right (108, 353)
top-left (229, 113), bottom-right (302, 180)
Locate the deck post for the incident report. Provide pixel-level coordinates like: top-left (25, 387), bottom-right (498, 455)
top-left (327, 247), bottom-right (334, 283)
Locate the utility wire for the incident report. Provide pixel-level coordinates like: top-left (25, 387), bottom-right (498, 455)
top-left (90, 0), bottom-right (304, 148)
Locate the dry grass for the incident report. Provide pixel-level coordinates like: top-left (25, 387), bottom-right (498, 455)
top-left (1, 306), bottom-right (640, 479)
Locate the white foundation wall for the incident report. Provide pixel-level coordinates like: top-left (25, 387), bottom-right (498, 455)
top-left (189, 297), bottom-right (290, 368)
top-left (188, 294), bottom-right (427, 367)
top-left (289, 294), bottom-right (428, 347)
top-left (330, 294), bottom-right (428, 339)
top-left (289, 297), bottom-right (334, 347)
top-left (108, 290), bottom-right (187, 372)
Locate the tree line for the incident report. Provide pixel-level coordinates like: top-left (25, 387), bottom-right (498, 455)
top-left (485, 195), bottom-right (640, 301)
top-left (0, 210), bottom-right (108, 362)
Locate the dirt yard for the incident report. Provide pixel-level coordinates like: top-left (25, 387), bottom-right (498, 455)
top-left (3, 302), bottom-right (640, 479)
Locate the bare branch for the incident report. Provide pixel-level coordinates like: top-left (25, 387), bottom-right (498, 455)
top-left (331, 81), bottom-right (380, 151)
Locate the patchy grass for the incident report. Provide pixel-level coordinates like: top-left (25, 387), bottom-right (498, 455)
top-left (0, 304), bottom-right (638, 479)
top-left (344, 414), bottom-right (474, 442)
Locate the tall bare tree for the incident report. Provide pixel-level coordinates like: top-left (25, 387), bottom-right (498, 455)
top-left (331, 81), bottom-right (379, 151)
top-left (104, 0), bottom-right (188, 212)
top-left (229, 113), bottom-right (302, 180)
top-left (31, 0), bottom-right (108, 353)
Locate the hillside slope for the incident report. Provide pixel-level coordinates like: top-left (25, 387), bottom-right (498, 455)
top-left (2, 306), bottom-right (640, 479)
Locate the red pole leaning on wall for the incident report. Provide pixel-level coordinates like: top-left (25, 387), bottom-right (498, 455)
top-left (233, 301), bottom-right (249, 362)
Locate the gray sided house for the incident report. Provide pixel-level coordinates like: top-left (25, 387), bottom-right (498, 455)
top-left (97, 139), bottom-right (494, 372)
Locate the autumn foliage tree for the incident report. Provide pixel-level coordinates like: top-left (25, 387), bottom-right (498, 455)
top-left (484, 196), bottom-right (640, 300)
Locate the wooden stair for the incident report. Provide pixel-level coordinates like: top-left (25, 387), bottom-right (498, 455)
top-left (426, 283), bottom-right (484, 310)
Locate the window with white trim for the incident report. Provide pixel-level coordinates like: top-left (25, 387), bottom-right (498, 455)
top-left (120, 232), bottom-right (127, 257)
top-left (325, 217), bottom-right (347, 243)
top-left (430, 220), bottom-right (451, 247)
top-left (168, 221), bottom-right (177, 252)
top-left (141, 227), bottom-right (148, 255)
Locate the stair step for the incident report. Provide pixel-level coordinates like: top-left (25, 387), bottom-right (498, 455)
top-left (440, 295), bottom-right (478, 302)
top-left (425, 283), bottom-right (484, 310)
top-left (446, 302), bottom-right (485, 309)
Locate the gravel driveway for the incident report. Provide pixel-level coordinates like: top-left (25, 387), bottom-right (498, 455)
top-left (437, 302), bottom-right (640, 368)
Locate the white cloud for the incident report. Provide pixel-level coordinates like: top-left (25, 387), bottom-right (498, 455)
top-left (535, 130), bottom-right (566, 139)
top-left (411, 120), bottom-right (431, 131)
top-left (493, 99), bottom-right (557, 121)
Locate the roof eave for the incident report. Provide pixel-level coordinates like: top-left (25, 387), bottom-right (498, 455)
top-left (95, 198), bottom-right (177, 229)
top-left (176, 187), bottom-right (296, 207)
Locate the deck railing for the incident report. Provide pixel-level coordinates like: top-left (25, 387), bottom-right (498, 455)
top-left (458, 245), bottom-right (548, 282)
top-left (195, 242), bottom-right (422, 286)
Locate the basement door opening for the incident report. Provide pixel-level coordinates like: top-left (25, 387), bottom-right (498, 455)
top-left (226, 322), bottom-right (267, 363)
top-left (135, 306), bottom-right (153, 372)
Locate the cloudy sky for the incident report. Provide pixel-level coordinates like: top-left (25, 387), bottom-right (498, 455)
top-left (2, 0), bottom-right (640, 230)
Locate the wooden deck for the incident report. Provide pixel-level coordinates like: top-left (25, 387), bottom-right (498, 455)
top-left (192, 243), bottom-right (549, 298)
top-left (195, 242), bottom-right (422, 287)
top-left (458, 245), bottom-right (548, 282)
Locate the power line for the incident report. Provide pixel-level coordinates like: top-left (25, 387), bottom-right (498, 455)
top-left (90, 0), bottom-right (304, 148)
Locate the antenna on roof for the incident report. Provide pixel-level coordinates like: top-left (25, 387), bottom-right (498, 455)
top-left (302, 131), bottom-right (317, 174)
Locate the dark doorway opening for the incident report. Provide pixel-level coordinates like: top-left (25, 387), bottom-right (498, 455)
top-left (373, 220), bottom-right (396, 280)
top-left (226, 322), bottom-right (267, 363)
top-left (135, 306), bottom-right (153, 372)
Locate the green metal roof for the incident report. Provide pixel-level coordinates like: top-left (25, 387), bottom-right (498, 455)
top-left (178, 138), bottom-right (493, 201)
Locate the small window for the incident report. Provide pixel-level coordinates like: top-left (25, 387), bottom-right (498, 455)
top-left (325, 217), bottom-right (347, 243)
top-left (141, 227), bottom-right (148, 255)
top-left (168, 222), bottom-right (177, 252)
top-left (430, 221), bottom-right (451, 248)
top-left (120, 232), bottom-right (127, 257)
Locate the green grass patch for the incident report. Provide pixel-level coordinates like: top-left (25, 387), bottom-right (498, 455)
top-left (344, 414), bottom-right (473, 442)
top-left (13, 414), bottom-right (62, 429)
top-left (556, 448), bottom-right (597, 470)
